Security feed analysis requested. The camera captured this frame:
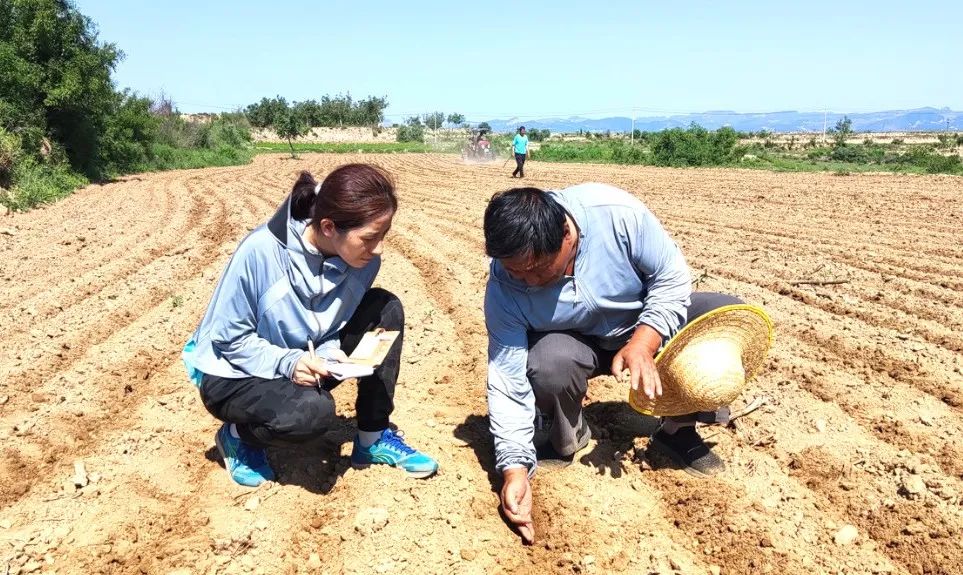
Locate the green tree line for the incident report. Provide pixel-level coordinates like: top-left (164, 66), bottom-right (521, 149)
top-left (244, 95), bottom-right (389, 129)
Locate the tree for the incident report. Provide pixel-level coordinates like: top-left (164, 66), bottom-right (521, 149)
top-left (829, 116), bottom-right (852, 148)
top-left (150, 92), bottom-right (175, 117)
top-left (396, 124), bottom-right (424, 143)
top-left (478, 122), bottom-right (492, 133)
top-left (446, 113), bottom-right (465, 127)
top-left (319, 93), bottom-right (352, 126)
top-left (294, 99), bottom-right (324, 127)
top-left (245, 96), bottom-right (288, 128)
top-left (405, 116), bottom-right (423, 127)
top-left (0, 0), bottom-right (124, 178)
top-left (422, 112), bottom-right (445, 130)
top-left (274, 107), bottom-right (307, 158)
top-left (253, 94), bottom-right (389, 128)
top-left (356, 96), bottom-right (388, 126)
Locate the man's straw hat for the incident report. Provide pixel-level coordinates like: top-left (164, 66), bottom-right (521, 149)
top-left (629, 304), bottom-right (774, 417)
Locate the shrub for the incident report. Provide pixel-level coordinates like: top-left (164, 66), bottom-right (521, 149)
top-left (611, 142), bottom-right (646, 164)
top-left (865, 146), bottom-right (886, 163)
top-left (2, 156), bottom-right (88, 211)
top-left (204, 116), bottom-right (252, 149)
top-left (734, 143), bottom-right (768, 161)
top-left (396, 124), bottom-right (424, 143)
top-left (649, 124), bottom-right (738, 167)
top-left (156, 115), bottom-right (201, 148)
top-left (532, 142), bottom-right (609, 162)
top-left (806, 147), bottom-right (831, 161)
top-left (0, 127), bottom-right (22, 189)
top-left (98, 91), bottom-right (159, 175)
top-left (829, 145), bottom-right (868, 163)
top-left (912, 151), bottom-right (961, 174)
top-left (888, 145), bottom-right (963, 174)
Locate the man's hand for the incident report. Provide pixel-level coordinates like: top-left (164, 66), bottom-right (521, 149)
top-left (292, 352), bottom-right (330, 386)
top-left (500, 467), bottom-right (535, 544)
top-left (611, 324), bottom-right (663, 400)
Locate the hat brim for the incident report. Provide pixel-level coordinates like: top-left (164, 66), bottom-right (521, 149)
top-left (628, 304), bottom-right (774, 416)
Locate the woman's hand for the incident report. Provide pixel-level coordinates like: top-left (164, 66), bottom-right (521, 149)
top-left (292, 352), bottom-right (330, 386)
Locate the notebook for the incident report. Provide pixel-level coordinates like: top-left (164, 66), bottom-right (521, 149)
top-left (326, 362), bottom-right (375, 381)
top-left (326, 329), bottom-right (400, 381)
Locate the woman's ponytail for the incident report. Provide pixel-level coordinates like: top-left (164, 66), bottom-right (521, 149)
top-left (289, 171), bottom-right (318, 220)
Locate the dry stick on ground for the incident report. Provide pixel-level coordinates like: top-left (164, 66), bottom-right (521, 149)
top-left (693, 269), bottom-right (713, 290)
top-left (232, 482), bottom-right (279, 504)
top-left (729, 395), bottom-right (770, 422)
top-left (807, 263), bottom-right (827, 276)
top-left (789, 279), bottom-right (851, 286)
top-left (699, 396), bottom-right (770, 441)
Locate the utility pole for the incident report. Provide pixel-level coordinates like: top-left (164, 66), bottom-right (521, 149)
top-left (822, 110), bottom-right (828, 144)
top-left (630, 107), bottom-right (638, 144)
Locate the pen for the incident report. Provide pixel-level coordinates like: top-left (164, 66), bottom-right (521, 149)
top-left (307, 339), bottom-right (321, 388)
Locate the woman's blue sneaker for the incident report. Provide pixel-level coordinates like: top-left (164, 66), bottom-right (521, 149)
top-left (350, 429), bottom-right (439, 479)
top-left (214, 423), bottom-right (275, 487)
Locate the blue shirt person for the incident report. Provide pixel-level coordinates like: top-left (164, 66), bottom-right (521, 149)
top-left (183, 165), bottom-right (439, 487)
top-left (483, 183), bottom-right (737, 543)
top-left (511, 127), bottom-right (530, 178)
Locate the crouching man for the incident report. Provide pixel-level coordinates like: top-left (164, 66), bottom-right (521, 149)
top-left (483, 184), bottom-right (735, 543)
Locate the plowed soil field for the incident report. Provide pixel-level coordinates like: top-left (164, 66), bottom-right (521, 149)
top-left (1, 154), bottom-right (961, 575)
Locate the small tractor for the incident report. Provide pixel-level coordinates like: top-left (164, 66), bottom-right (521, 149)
top-left (461, 128), bottom-right (496, 161)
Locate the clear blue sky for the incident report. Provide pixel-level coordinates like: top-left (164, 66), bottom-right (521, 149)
top-left (76, 0), bottom-right (961, 121)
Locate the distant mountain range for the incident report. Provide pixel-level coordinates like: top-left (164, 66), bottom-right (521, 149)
top-left (481, 107), bottom-right (961, 134)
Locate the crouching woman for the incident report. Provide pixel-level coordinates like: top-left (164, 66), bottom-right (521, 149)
top-left (183, 164), bottom-right (438, 487)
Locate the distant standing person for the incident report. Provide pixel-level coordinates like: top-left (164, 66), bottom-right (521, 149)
top-left (511, 126), bottom-right (529, 178)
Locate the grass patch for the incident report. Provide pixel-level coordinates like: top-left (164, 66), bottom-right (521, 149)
top-left (1, 158), bottom-right (88, 212)
top-left (532, 142), bottom-right (616, 163)
top-left (140, 144), bottom-right (254, 171)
